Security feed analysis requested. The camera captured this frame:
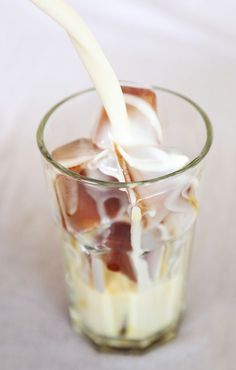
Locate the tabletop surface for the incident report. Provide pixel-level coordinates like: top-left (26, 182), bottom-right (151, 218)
top-left (1, 1), bottom-right (235, 369)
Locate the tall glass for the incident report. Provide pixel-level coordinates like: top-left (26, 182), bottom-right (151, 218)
top-left (37, 84), bottom-right (212, 350)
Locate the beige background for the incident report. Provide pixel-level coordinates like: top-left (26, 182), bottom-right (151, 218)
top-left (1, 0), bottom-right (235, 369)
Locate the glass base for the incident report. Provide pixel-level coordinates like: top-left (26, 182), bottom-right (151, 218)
top-left (70, 315), bottom-right (181, 352)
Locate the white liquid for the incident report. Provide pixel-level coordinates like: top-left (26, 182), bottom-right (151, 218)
top-left (64, 236), bottom-right (185, 339)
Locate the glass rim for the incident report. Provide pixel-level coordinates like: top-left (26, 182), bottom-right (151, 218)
top-left (37, 85), bottom-right (213, 188)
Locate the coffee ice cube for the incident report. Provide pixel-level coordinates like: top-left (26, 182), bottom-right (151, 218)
top-left (122, 85), bottom-right (157, 108)
top-left (52, 138), bottom-right (101, 168)
top-left (98, 222), bottom-right (136, 282)
top-left (92, 85), bottom-right (158, 149)
top-left (55, 173), bottom-right (101, 232)
top-left (55, 164), bottom-right (129, 233)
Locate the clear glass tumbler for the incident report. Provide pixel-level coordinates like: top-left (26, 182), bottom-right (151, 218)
top-left (37, 84), bottom-right (212, 350)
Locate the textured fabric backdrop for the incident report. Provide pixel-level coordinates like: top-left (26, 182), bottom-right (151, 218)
top-left (1, 1), bottom-right (235, 369)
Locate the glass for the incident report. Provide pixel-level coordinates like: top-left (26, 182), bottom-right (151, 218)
top-left (37, 83), bottom-right (212, 350)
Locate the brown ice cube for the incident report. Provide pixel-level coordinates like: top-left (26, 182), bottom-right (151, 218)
top-left (92, 85), bottom-right (157, 149)
top-left (104, 197), bottom-right (122, 218)
top-left (121, 85), bottom-right (157, 113)
top-left (55, 173), bottom-right (100, 232)
top-left (79, 167), bottom-right (129, 221)
top-left (97, 85), bottom-right (157, 122)
top-left (52, 138), bottom-right (101, 168)
top-left (55, 164), bottom-right (129, 233)
top-left (98, 222), bottom-right (136, 282)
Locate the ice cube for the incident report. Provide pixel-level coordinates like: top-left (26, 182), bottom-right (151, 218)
top-left (55, 164), bottom-right (129, 233)
top-left (99, 221), bottom-right (132, 251)
top-left (104, 197), bottom-right (122, 218)
top-left (122, 85), bottom-right (157, 108)
top-left (98, 222), bottom-right (136, 282)
top-left (52, 138), bottom-right (101, 168)
top-left (55, 174), bottom-right (100, 232)
top-left (92, 85), bottom-right (158, 149)
top-left (82, 167), bottom-right (129, 221)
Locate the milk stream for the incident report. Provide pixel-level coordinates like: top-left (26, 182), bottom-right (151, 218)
top-left (31, 0), bottom-right (129, 143)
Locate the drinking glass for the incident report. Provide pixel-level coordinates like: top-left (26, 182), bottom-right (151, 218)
top-left (37, 83), bottom-right (212, 350)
